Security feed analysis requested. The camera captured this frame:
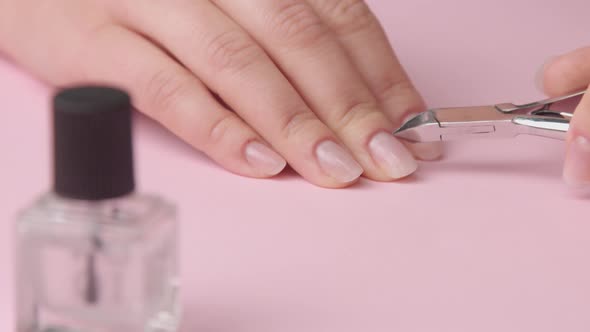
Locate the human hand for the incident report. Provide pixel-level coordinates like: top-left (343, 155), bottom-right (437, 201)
top-left (539, 47), bottom-right (590, 190)
top-left (0, 0), bottom-right (442, 188)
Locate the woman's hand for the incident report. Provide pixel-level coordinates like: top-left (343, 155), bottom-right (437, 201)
top-left (540, 47), bottom-right (590, 190)
top-left (0, 0), bottom-right (442, 188)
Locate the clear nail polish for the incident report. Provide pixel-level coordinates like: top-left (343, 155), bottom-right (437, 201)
top-left (315, 140), bottom-right (363, 183)
top-left (15, 87), bottom-right (181, 332)
top-left (368, 132), bottom-right (417, 179)
top-left (245, 141), bottom-right (287, 176)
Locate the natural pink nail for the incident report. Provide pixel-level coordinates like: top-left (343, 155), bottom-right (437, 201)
top-left (563, 135), bottom-right (590, 189)
top-left (316, 141), bottom-right (363, 183)
top-left (408, 142), bottom-right (444, 161)
top-left (245, 141), bottom-right (287, 176)
top-left (369, 132), bottom-right (418, 179)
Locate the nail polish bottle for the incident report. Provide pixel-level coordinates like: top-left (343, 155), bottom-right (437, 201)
top-left (15, 87), bottom-right (181, 332)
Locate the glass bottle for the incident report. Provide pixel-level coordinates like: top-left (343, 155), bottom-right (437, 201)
top-left (15, 86), bottom-right (181, 332)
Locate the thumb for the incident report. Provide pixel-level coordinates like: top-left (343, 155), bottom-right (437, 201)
top-left (563, 88), bottom-right (590, 191)
top-left (539, 47), bottom-right (590, 192)
top-left (541, 47), bottom-right (590, 97)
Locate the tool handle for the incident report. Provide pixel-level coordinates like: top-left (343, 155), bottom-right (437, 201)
top-left (513, 116), bottom-right (569, 140)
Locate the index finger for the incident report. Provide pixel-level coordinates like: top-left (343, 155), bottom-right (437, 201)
top-left (113, 0), bottom-right (364, 187)
top-left (213, 0), bottom-right (418, 181)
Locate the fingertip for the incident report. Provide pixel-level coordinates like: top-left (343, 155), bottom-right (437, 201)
top-left (540, 55), bottom-right (568, 96)
top-left (563, 91), bottom-right (590, 193)
top-left (366, 132), bottom-right (418, 181)
top-left (315, 140), bottom-right (364, 184)
top-left (540, 47), bottom-right (590, 97)
top-left (563, 135), bottom-right (590, 193)
top-left (244, 141), bottom-right (287, 177)
top-left (534, 56), bottom-right (558, 94)
top-left (406, 141), bottom-right (444, 161)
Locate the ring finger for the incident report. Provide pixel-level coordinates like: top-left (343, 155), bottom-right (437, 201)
top-left (212, 0), bottom-right (418, 180)
top-left (111, 0), bottom-right (364, 187)
top-left (307, 0), bottom-right (443, 161)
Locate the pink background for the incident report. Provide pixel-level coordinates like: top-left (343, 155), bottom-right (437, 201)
top-left (2, 0), bottom-right (590, 331)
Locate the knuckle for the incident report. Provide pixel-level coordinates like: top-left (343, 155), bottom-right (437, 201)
top-left (323, 0), bottom-right (377, 35)
top-left (205, 30), bottom-right (263, 73)
top-left (336, 100), bottom-right (383, 132)
top-left (269, 1), bottom-right (330, 47)
top-left (143, 67), bottom-right (193, 118)
top-left (280, 110), bottom-right (324, 140)
top-left (375, 77), bottom-right (415, 102)
top-left (207, 114), bottom-right (241, 147)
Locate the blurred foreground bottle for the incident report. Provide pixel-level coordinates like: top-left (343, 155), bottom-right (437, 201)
top-left (15, 86), bottom-right (181, 332)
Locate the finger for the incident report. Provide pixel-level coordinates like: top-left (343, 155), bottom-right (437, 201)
top-left (563, 84), bottom-right (590, 192)
top-left (111, 0), bottom-right (363, 187)
top-left (72, 25), bottom-right (286, 178)
top-left (541, 46), bottom-right (590, 97)
top-left (212, 0), bottom-right (417, 180)
top-left (307, 0), bottom-right (443, 161)
top-left (540, 47), bottom-right (590, 191)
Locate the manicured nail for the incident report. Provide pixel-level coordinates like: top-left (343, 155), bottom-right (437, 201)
top-left (369, 132), bottom-right (418, 179)
top-left (409, 142), bottom-right (444, 161)
top-left (316, 141), bottom-right (363, 183)
top-left (245, 141), bottom-right (287, 176)
top-left (535, 56), bottom-right (557, 93)
top-left (563, 135), bottom-right (590, 189)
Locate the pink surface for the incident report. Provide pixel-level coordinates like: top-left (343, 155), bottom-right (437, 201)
top-left (2, 1), bottom-right (590, 331)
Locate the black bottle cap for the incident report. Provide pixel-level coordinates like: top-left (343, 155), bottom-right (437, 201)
top-left (53, 86), bottom-right (135, 200)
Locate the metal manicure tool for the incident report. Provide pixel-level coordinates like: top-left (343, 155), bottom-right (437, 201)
top-left (394, 90), bottom-right (585, 142)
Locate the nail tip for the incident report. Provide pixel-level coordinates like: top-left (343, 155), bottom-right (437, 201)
top-left (407, 140), bottom-right (444, 160)
top-left (534, 56), bottom-right (558, 94)
top-left (369, 132), bottom-right (420, 179)
top-left (563, 134), bottom-right (590, 194)
top-left (341, 165), bottom-right (364, 183)
top-left (245, 141), bottom-right (288, 176)
top-left (267, 160), bottom-right (288, 176)
top-left (414, 147), bottom-right (444, 161)
top-left (316, 140), bottom-right (364, 184)
top-left (390, 160), bottom-right (418, 179)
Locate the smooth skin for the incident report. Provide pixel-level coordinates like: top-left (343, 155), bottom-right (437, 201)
top-left (0, 0), bottom-right (444, 188)
top-left (541, 47), bottom-right (590, 189)
top-left (0, 0), bottom-right (586, 189)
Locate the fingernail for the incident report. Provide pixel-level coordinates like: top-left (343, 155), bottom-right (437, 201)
top-left (535, 56), bottom-right (558, 93)
top-left (245, 141), bottom-right (287, 176)
top-left (409, 142), bottom-right (444, 161)
top-left (369, 132), bottom-right (418, 179)
top-left (563, 135), bottom-right (590, 190)
top-left (316, 141), bottom-right (363, 183)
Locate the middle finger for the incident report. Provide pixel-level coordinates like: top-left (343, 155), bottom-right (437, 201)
top-left (213, 0), bottom-right (418, 180)
top-left (113, 0), bottom-right (364, 187)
